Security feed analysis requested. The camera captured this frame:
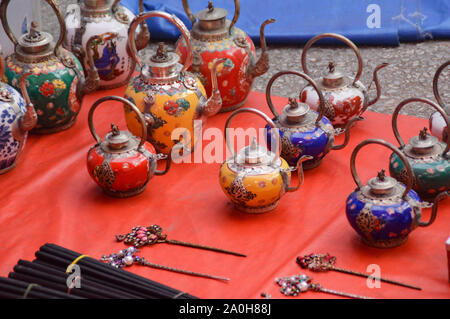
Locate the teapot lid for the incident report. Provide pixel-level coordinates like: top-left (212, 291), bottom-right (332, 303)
top-left (143, 43), bottom-right (181, 83)
top-left (197, 2), bottom-right (228, 21)
top-left (322, 62), bottom-right (345, 88)
top-left (236, 137), bottom-right (275, 165)
top-left (409, 127), bottom-right (438, 155)
top-left (367, 169), bottom-right (397, 196)
top-left (104, 124), bottom-right (131, 150)
top-left (282, 97), bottom-right (310, 123)
top-left (17, 21), bottom-right (53, 54)
top-left (196, 2), bottom-right (227, 31)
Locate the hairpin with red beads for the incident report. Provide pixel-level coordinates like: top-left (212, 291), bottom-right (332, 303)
top-left (115, 224), bottom-right (246, 257)
top-left (297, 253), bottom-right (421, 290)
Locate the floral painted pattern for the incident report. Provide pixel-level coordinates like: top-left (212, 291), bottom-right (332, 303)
top-left (163, 98), bottom-right (190, 117)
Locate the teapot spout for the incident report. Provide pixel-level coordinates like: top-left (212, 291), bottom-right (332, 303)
top-left (202, 58), bottom-right (227, 117)
top-left (416, 191), bottom-right (449, 227)
top-left (331, 116), bottom-right (365, 150)
top-left (282, 155), bottom-right (313, 192)
top-left (247, 18), bottom-right (276, 80)
top-left (18, 72), bottom-right (37, 134)
top-left (135, 0), bottom-right (150, 51)
top-left (83, 35), bottom-right (102, 94)
top-left (367, 62), bottom-right (389, 107)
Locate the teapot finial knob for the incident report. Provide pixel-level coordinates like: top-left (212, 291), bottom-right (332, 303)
top-left (288, 97), bottom-right (298, 109)
top-left (328, 61), bottom-right (335, 73)
top-left (150, 42), bottom-right (169, 63)
top-left (250, 136), bottom-right (258, 150)
top-left (377, 169), bottom-right (386, 181)
top-left (111, 123), bottom-right (120, 136)
top-left (207, 1), bottom-right (214, 11)
top-left (419, 127), bottom-right (428, 140)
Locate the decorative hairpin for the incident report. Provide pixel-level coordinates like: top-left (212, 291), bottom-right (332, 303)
top-left (101, 247), bottom-right (229, 282)
top-left (116, 225), bottom-right (246, 257)
top-left (297, 253), bottom-right (421, 290)
top-left (275, 274), bottom-right (373, 299)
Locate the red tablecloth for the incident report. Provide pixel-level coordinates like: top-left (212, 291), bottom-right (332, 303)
top-left (1, 88), bottom-right (449, 299)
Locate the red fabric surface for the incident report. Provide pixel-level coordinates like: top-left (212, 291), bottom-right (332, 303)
top-left (0, 88), bottom-right (449, 299)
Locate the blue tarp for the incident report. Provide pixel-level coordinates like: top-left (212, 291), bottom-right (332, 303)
top-left (121, 0), bottom-right (450, 46)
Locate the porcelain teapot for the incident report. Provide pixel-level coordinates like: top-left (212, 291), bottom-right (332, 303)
top-left (265, 70), bottom-right (363, 169)
top-left (300, 33), bottom-right (388, 129)
top-left (87, 96), bottom-right (170, 198)
top-left (175, 0), bottom-right (275, 112)
top-left (389, 98), bottom-right (449, 200)
top-left (0, 0), bottom-right (87, 134)
top-left (219, 107), bottom-right (311, 213)
top-left (64, 0), bottom-right (149, 91)
top-left (0, 51), bottom-right (37, 174)
top-left (346, 139), bottom-right (448, 248)
top-left (124, 11), bottom-right (225, 155)
top-left (429, 60), bottom-right (449, 141)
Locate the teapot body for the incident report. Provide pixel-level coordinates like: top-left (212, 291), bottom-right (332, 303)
top-left (124, 73), bottom-right (207, 154)
top-left (219, 157), bottom-right (290, 213)
top-left (0, 83), bottom-right (28, 173)
top-left (389, 147), bottom-right (450, 200)
top-left (64, 3), bottom-right (135, 90)
top-left (429, 111), bottom-right (448, 142)
top-left (87, 136), bottom-right (157, 197)
top-left (300, 80), bottom-right (368, 127)
top-left (176, 28), bottom-right (256, 112)
top-left (266, 113), bottom-right (334, 169)
top-left (346, 185), bottom-right (422, 248)
top-left (4, 53), bottom-right (84, 133)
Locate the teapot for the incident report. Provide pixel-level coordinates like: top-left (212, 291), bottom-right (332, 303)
top-left (125, 11), bottom-right (225, 155)
top-left (87, 96), bottom-right (170, 198)
top-left (0, 0), bottom-right (87, 134)
top-left (389, 98), bottom-right (449, 200)
top-left (64, 0), bottom-right (149, 91)
top-left (219, 107), bottom-right (311, 213)
top-left (346, 139), bottom-right (448, 248)
top-left (265, 70), bottom-right (363, 169)
top-left (300, 33), bottom-right (388, 129)
top-left (0, 52), bottom-right (37, 174)
top-left (176, 0), bottom-right (275, 112)
top-left (429, 60), bottom-right (449, 141)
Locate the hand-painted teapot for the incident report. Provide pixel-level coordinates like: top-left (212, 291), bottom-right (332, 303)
top-left (125, 11), bottom-right (225, 155)
top-left (346, 139), bottom-right (448, 248)
top-left (0, 0), bottom-right (86, 134)
top-left (175, 0), bottom-right (275, 112)
top-left (219, 107), bottom-right (311, 213)
top-left (300, 33), bottom-right (388, 129)
top-left (64, 0), bottom-right (149, 91)
top-left (87, 96), bottom-right (171, 198)
top-left (389, 98), bottom-right (449, 200)
top-left (265, 70), bottom-right (363, 169)
top-left (429, 60), bottom-right (449, 142)
top-left (0, 51), bottom-right (37, 174)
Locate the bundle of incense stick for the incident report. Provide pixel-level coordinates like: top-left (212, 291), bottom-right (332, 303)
top-left (1, 243), bottom-right (198, 299)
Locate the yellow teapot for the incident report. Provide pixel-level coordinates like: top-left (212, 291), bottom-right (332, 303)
top-left (124, 11), bottom-right (225, 155)
top-left (219, 107), bottom-right (311, 213)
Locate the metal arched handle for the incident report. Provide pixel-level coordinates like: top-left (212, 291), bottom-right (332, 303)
top-left (350, 139), bottom-right (413, 200)
top-left (392, 97), bottom-right (450, 156)
top-left (88, 96), bottom-right (147, 150)
top-left (433, 60), bottom-right (449, 107)
top-left (182, 0), bottom-right (240, 35)
top-left (301, 33), bottom-right (363, 85)
top-left (225, 107), bottom-right (280, 164)
top-left (0, 0), bottom-right (66, 58)
top-left (265, 70), bottom-right (325, 126)
top-left (0, 46), bottom-right (4, 80)
top-left (128, 11), bottom-right (192, 72)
